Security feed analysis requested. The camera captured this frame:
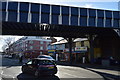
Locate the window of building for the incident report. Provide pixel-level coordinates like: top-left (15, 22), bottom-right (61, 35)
top-left (30, 46), bottom-right (33, 49)
top-left (29, 41), bottom-right (34, 44)
top-left (40, 46), bottom-right (43, 50)
top-left (26, 44), bottom-right (27, 47)
top-left (40, 41), bottom-right (43, 44)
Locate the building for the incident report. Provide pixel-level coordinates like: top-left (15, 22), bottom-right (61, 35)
top-left (48, 39), bottom-right (69, 61)
top-left (8, 36), bottom-right (51, 58)
top-left (48, 38), bottom-right (89, 62)
top-left (48, 37), bottom-right (120, 63)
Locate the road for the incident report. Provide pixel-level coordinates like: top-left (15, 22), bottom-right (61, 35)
top-left (0, 55), bottom-right (105, 80)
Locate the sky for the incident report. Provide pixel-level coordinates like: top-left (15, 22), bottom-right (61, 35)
top-left (0, 0), bottom-right (120, 52)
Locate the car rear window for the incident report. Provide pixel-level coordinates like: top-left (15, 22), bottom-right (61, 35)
top-left (38, 60), bottom-right (53, 65)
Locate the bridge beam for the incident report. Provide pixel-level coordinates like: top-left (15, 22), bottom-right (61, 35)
top-left (68, 38), bottom-right (73, 64)
top-left (88, 35), bottom-right (95, 64)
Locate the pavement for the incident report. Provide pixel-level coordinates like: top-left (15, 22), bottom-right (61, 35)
top-left (57, 61), bottom-right (120, 80)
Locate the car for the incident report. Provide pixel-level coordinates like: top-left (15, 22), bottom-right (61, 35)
top-left (37, 55), bottom-right (56, 63)
top-left (3, 55), bottom-right (12, 59)
top-left (22, 58), bottom-right (57, 77)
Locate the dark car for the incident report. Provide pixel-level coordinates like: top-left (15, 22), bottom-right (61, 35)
top-left (22, 58), bottom-right (57, 77)
top-left (37, 55), bottom-right (56, 63)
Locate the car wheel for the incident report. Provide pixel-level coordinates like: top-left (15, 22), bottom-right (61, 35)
top-left (34, 70), bottom-right (39, 77)
top-left (22, 67), bottom-right (26, 73)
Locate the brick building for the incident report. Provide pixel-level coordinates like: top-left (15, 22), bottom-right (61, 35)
top-left (8, 36), bottom-right (51, 58)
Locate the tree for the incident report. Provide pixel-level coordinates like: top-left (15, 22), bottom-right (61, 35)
top-left (2, 44), bottom-right (7, 53)
top-left (2, 37), bottom-right (15, 54)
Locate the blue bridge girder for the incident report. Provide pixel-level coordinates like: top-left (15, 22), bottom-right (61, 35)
top-left (0, 1), bottom-right (120, 37)
top-left (1, 1), bottom-right (120, 29)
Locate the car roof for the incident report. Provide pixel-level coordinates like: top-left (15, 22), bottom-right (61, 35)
top-left (33, 58), bottom-right (51, 61)
top-left (38, 55), bottom-right (51, 57)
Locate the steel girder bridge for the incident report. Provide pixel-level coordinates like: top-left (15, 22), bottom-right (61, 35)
top-left (0, 1), bottom-right (120, 64)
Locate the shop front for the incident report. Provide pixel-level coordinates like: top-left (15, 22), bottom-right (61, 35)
top-left (74, 47), bottom-right (88, 63)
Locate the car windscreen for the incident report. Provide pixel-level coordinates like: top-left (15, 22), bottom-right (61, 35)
top-left (38, 60), bottom-right (53, 65)
top-left (39, 56), bottom-right (53, 59)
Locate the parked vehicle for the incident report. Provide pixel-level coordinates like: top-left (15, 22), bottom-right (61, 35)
top-left (22, 58), bottom-right (57, 77)
top-left (37, 55), bottom-right (56, 63)
top-left (3, 55), bottom-right (12, 59)
top-left (95, 57), bottom-right (120, 66)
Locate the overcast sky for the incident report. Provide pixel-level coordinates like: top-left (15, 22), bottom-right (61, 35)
top-left (0, 0), bottom-right (119, 51)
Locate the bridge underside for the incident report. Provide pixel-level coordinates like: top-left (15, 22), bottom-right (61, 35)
top-left (2, 21), bottom-right (120, 64)
top-left (2, 22), bottom-right (119, 38)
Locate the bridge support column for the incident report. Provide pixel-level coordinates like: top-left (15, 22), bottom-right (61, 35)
top-left (68, 38), bottom-right (73, 64)
top-left (88, 35), bottom-right (95, 64)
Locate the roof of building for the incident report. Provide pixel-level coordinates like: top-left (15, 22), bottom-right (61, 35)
top-left (51, 38), bottom-right (88, 45)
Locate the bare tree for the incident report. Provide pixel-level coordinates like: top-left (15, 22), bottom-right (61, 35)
top-left (2, 37), bottom-right (15, 54)
top-left (2, 44), bottom-right (7, 53)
